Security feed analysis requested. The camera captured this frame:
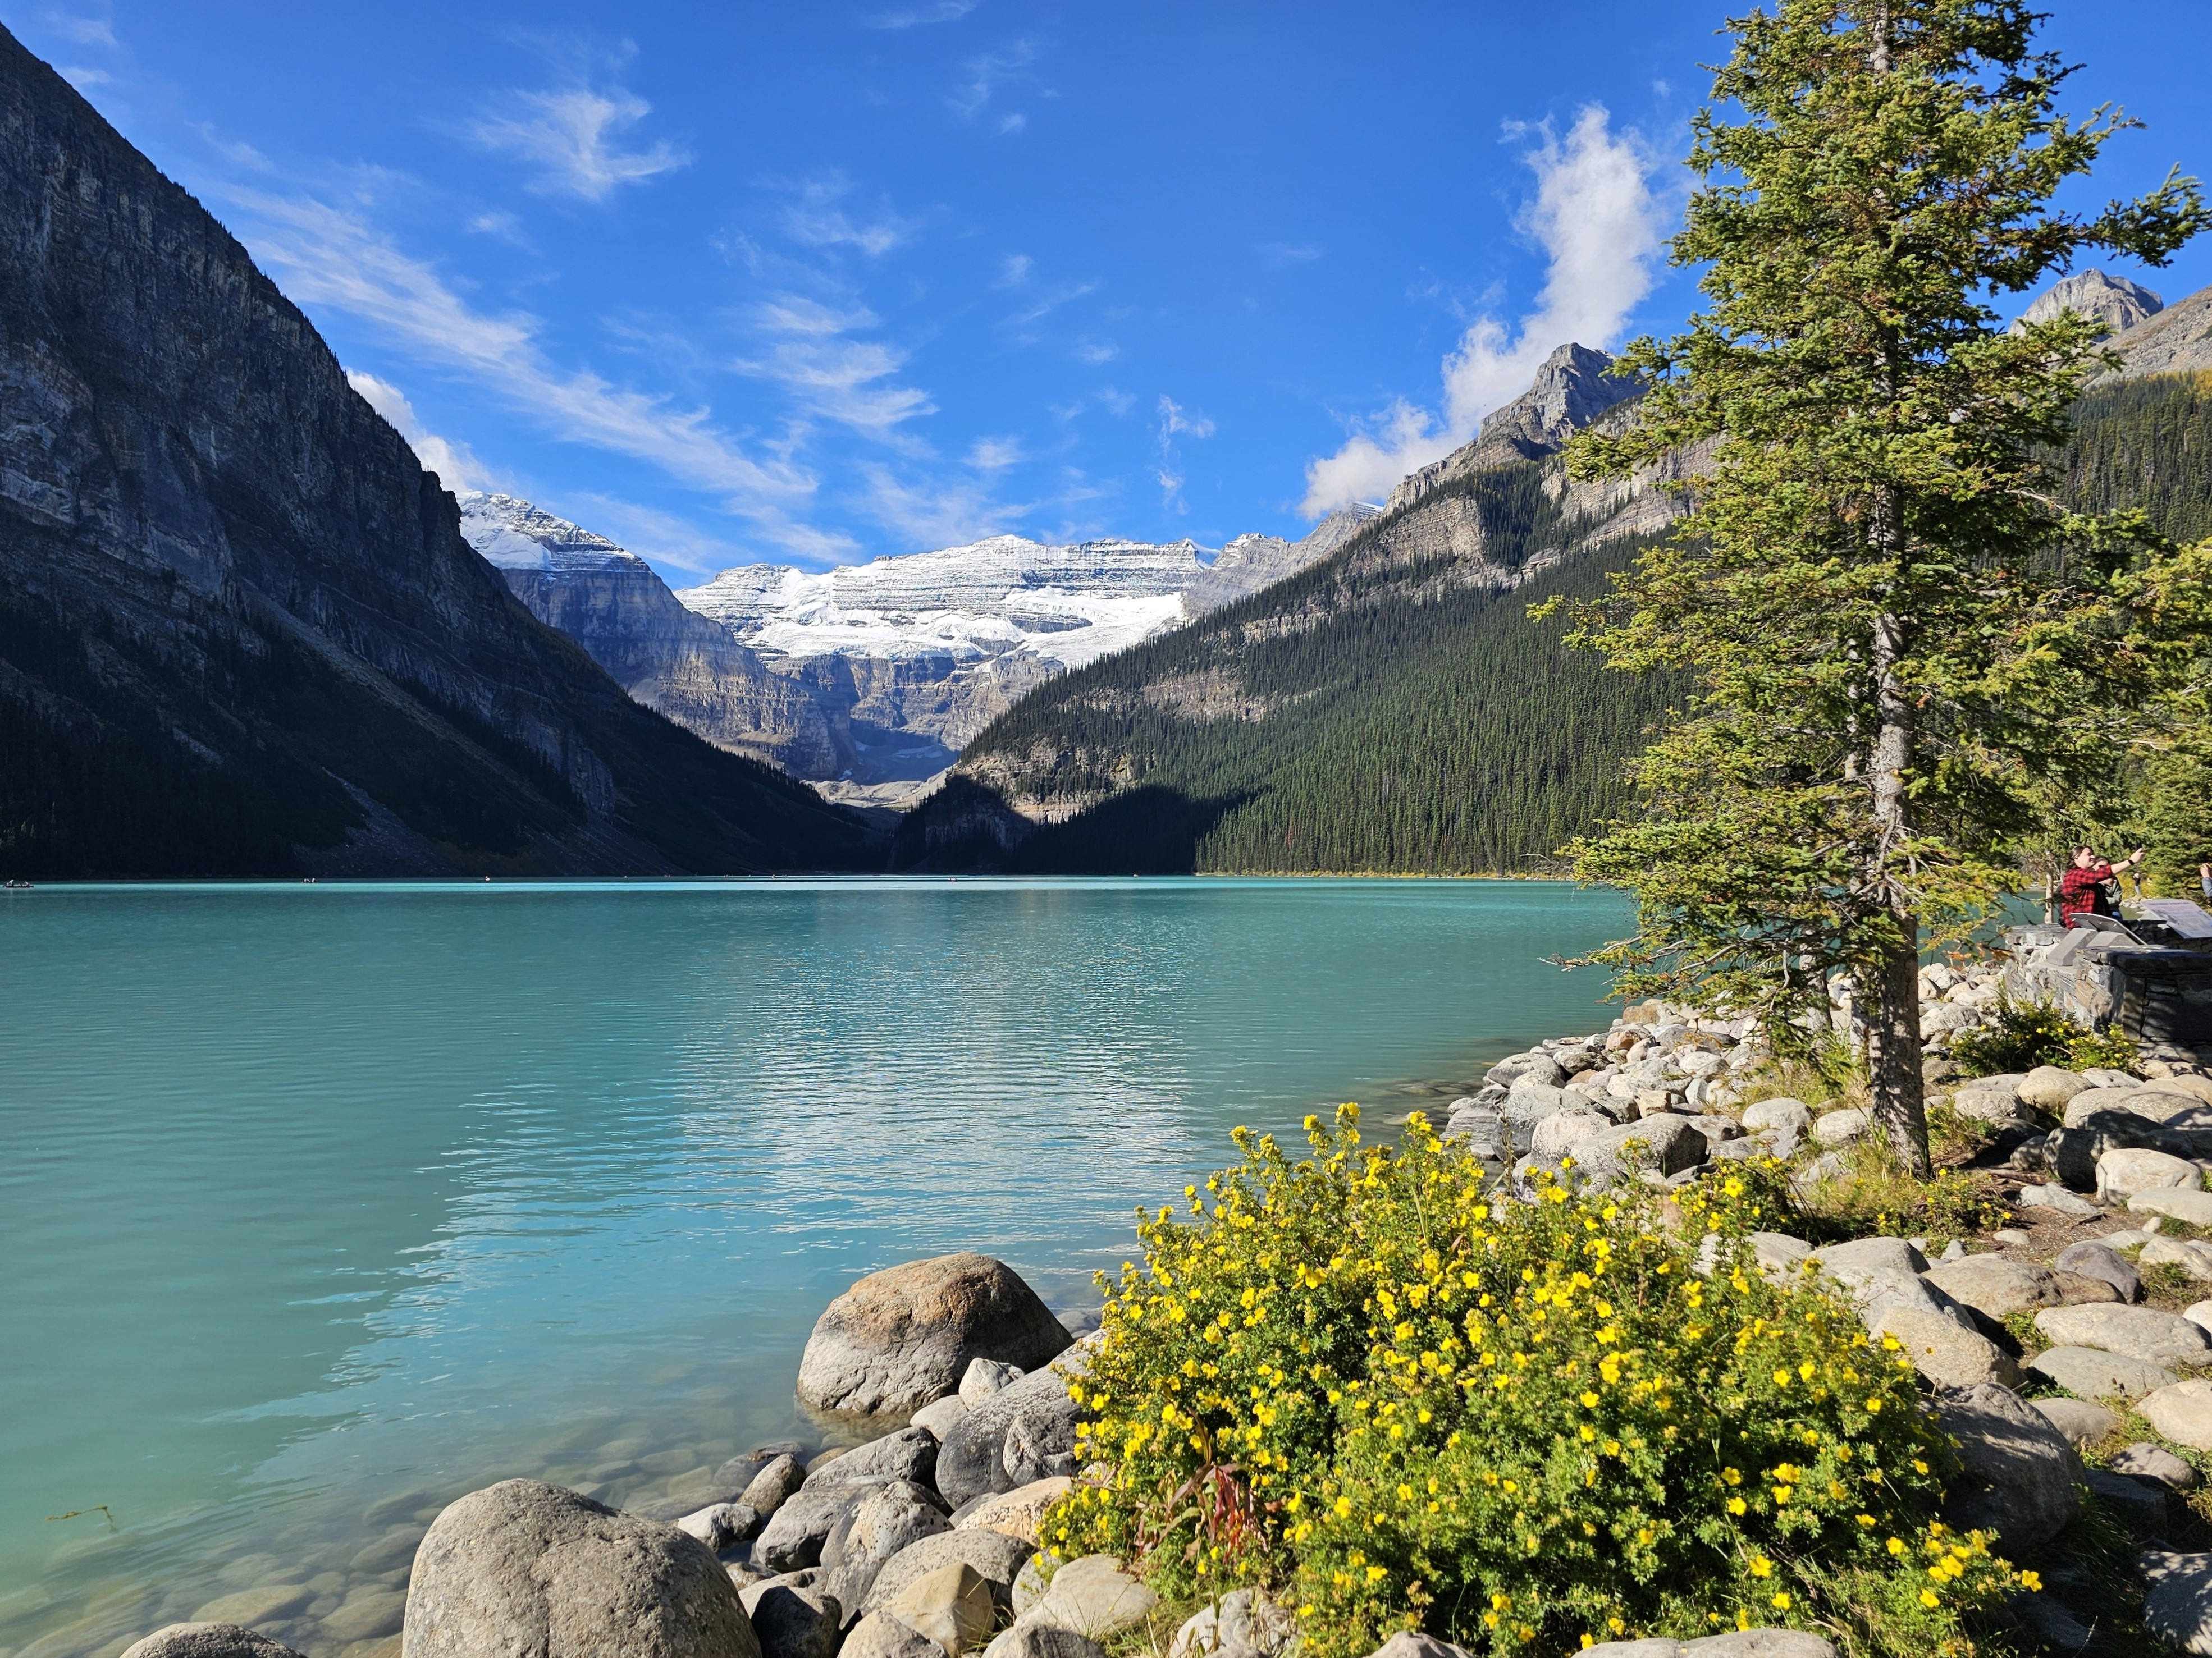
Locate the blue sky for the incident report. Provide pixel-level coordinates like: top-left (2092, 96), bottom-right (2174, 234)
top-left (10, 2), bottom-right (2211, 584)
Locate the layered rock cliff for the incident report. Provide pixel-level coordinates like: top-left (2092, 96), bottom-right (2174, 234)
top-left (0, 26), bottom-right (871, 876)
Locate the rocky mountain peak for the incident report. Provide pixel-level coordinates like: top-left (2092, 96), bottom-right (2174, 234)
top-left (1476, 341), bottom-right (1642, 457)
top-left (458, 492), bottom-right (641, 571)
top-left (2009, 269), bottom-right (2164, 337)
top-left (1385, 342), bottom-right (1639, 515)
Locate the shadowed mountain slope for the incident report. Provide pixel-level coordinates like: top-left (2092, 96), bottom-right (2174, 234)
top-left (0, 28), bottom-right (872, 877)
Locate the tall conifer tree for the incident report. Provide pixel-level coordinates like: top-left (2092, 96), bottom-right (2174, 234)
top-left (1555, 0), bottom-right (2204, 1172)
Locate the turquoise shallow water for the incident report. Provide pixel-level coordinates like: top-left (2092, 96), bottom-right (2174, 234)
top-left (0, 877), bottom-right (1629, 1658)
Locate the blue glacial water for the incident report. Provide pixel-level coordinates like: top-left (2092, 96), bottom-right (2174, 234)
top-left (0, 877), bottom-right (1630, 1658)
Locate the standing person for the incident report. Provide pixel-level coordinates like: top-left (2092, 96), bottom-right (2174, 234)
top-left (2060, 845), bottom-right (2144, 927)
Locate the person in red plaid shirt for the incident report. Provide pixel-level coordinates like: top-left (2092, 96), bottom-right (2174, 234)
top-left (2060, 844), bottom-right (2143, 927)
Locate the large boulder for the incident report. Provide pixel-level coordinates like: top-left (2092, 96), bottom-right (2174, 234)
top-left (1166, 1589), bottom-right (1298, 1658)
top-left (805, 1429), bottom-right (939, 1491)
top-left (2141, 1549), bottom-right (2212, 1655)
top-left (757, 1485), bottom-right (887, 1575)
top-left (2134, 1188), bottom-right (2212, 1226)
top-left (1868, 1303), bottom-right (2021, 1390)
top-left (121, 1628), bottom-right (304, 1658)
top-left (2029, 1397), bottom-right (2119, 1448)
top-left (820, 1483), bottom-right (953, 1624)
top-left (402, 1480), bottom-right (759, 1658)
top-left (953, 1477), bottom-right (1072, 1548)
top-left (2054, 1239), bottom-right (2142, 1302)
top-left (1935, 1383), bottom-right (2081, 1550)
top-left (2017, 1067), bottom-right (2090, 1110)
top-left (2140, 1379), bottom-right (2212, 1452)
top-left (1581, 1635), bottom-right (1836, 1657)
top-left (860, 1529), bottom-right (1038, 1619)
top-left (749, 1583), bottom-right (844, 1658)
top-left (1564, 1116), bottom-right (1707, 1184)
top-left (2097, 1146), bottom-right (2201, 1202)
top-left (2027, 1345), bottom-right (2177, 1401)
top-left (1003, 1555), bottom-right (1157, 1643)
top-left (797, 1255), bottom-right (1073, 1418)
top-left (2033, 1304), bottom-right (2212, 1369)
top-left (885, 1561), bottom-right (997, 1658)
top-left (2050, 1111), bottom-right (2200, 1189)
top-left (938, 1348), bottom-right (1093, 1510)
top-left (1921, 1255), bottom-right (2062, 1320)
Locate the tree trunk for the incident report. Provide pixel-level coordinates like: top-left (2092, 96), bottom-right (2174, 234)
top-left (1867, 602), bottom-right (1932, 1176)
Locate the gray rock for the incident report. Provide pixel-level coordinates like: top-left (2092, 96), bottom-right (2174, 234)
top-left (2115, 1442), bottom-right (2200, 1490)
top-left (2136, 1187), bottom-right (2212, 1226)
top-left (2018, 1182), bottom-right (2100, 1219)
top-left (1007, 1554), bottom-right (1157, 1642)
top-left (797, 1254), bottom-right (1072, 1419)
top-left (2028, 1396), bottom-right (2118, 1448)
top-left (1530, 1108), bottom-right (1612, 1159)
top-left (2018, 1066), bottom-right (2090, 1109)
top-left (675, 1503), bottom-right (762, 1551)
top-left (741, 1573), bottom-right (822, 1618)
top-left (982, 1627), bottom-right (1109, 1658)
top-left (1791, 1152), bottom-right (1851, 1196)
top-left (1953, 1075), bottom-right (2028, 1124)
top-left (2055, 1239), bottom-right (2142, 1302)
top-left (402, 1480), bottom-right (759, 1658)
top-left (757, 1483), bottom-right (883, 1574)
top-left (859, 1529), bottom-right (1036, 1619)
top-left (2088, 1468), bottom-right (2169, 1538)
top-left (1810, 1235), bottom-right (1927, 1284)
top-left (820, 1483), bottom-right (953, 1625)
top-left (1562, 1115), bottom-right (1708, 1184)
top-left (2141, 1548), bottom-right (2212, 1654)
top-left (1582, 1634), bottom-right (1838, 1658)
top-left (1362, 1638), bottom-right (1475, 1658)
top-left (884, 1560), bottom-right (997, 1658)
top-left (911, 1396), bottom-right (970, 1440)
top-left (803, 1428), bottom-right (939, 1491)
top-left (2009, 1591), bottom-right (2093, 1652)
top-left (1166, 1589), bottom-right (1299, 1658)
top-left (1740, 1098), bottom-right (1811, 1138)
top-left (1813, 1108), bottom-right (1869, 1146)
top-left (2034, 1303), bottom-right (2212, 1368)
top-left (937, 1349), bottom-right (1091, 1510)
top-left (749, 1583), bottom-right (844, 1658)
top-left (2050, 1111), bottom-right (2202, 1189)
top-left (1936, 1382), bottom-right (2081, 1550)
top-left (1868, 1303), bottom-right (2022, 1390)
top-left (960, 1359), bottom-right (1025, 1407)
top-left (842, 1610), bottom-right (944, 1658)
top-left (741, 1455), bottom-right (808, 1519)
top-left (2026, 1345), bottom-right (2177, 1401)
top-left (1920, 1255), bottom-right (2062, 1320)
top-left (2099, 1146), bottom-right (2202, 1202)
top-left (2141, 1378), bottom-right (2212, 1451)
top-left (119, 1627), bottom-right (304, 1658)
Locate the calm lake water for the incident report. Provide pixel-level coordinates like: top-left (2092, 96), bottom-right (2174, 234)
top-left (0, 877), bottom-right (1630, 1658)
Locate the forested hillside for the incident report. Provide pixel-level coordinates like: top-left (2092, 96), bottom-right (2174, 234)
top-left (893, 366), bottom-right (2211, 877)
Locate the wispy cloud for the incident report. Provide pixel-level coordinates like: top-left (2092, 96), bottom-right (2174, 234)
top-left (862, 0), bottom-right (977, 26)
top-left (774, 172), bottom-right (922, 257)
top-left (995, 253), bottom-right (1031, 287)
top-left (563, 493), bottom-right (755, 576)
top-left (1003, 280), bottom-right (1095, 337)
top-left (346, 370), bottom-right (491, 492)
top-left (60, 65), bottom-right (110, 87)
top-left (1154, 396), bottom-right (1213, 512)
top-left (235, 191), bottom-right (851, 561)
top-left (948, 40), bottom-right (1040, 120)
top-left (45, 11), bottom-right (116, 47)
top-left (1302, 106), bottom-right (1661, 516)
top-left (469, 86), bottom-right (690, 202)
top-left (858, 463), bottom-right (1025, 551)
top-left (1073, 338), bottom-right (1118, 365)
top-left (736, 296), bottom-right (935, 437)
top-left (1260, 241), bottom-right (1323, 265)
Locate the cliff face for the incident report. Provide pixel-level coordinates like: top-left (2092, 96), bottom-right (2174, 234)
top-left (0, 28), bottom-right (871, 876)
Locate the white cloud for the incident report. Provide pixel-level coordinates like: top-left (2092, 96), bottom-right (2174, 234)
top-left (948, 40), bottom-right (1039, 120)
top-left (1301, 105), bottom-right (1660, 516)
top-left (995, 253), bottom-right (1031, 287)
top-left (1003, 280), bottom-right (1095, 333)
top-left (46, 12), bottom-right (116, 47)
top-left (1154, 396), bottom-right (1213, 514)
top-left (776, 173), bottom-right (920, 257)
top-left (61, 65), bottom-right (109, 86)
top-left (997, 113), bottom-right (1026, 135)
top-left (1073, 338), bottom-right (1118, 365)
top-left (862, 0), bottom-right (977, 26)
top-left (966, 436), bottom-right (1023, 471)
top-left (346, 370), bottom-right (491, 492)
top-left (1157, 396), bottom-right (1214, 440)
top-left (236, 191), bottom-right (848, 561)
top-left (858, 463), bottom-right (1023, 551)
top-left (562, 493), bottom-right (754, 576)
top-left (469, 87), bottom-right (689, 202)
top-left (1260, 241), bottom-right (1323, 265)
top-left (736, 296), bottom-right (935, 437)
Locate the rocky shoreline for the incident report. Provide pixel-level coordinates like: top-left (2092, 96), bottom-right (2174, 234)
top-left (101, 936), bottom-right (2212, 1658)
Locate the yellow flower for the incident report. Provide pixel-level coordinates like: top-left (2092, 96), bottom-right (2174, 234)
top-left (2019, 1571), bottom-right (2042, 1592)
top-left (1919, 1590), bottom-right (1940, 1609)
top-left (1580, 1391), bottom-right (1601, 1409)
top-left (1770, 1593), bottom-right (1791, 1611)
top-left (1749, 1557), bottom-right (1772, 1579)
top-left (1886, 1538), bottom-right (1905, 1556)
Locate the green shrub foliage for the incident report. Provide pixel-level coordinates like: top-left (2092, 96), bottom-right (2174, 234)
top-left (1949, 994), bottom-right (2140, 1077)
top-left (1045, 1111), bottom-right (2029, 1657)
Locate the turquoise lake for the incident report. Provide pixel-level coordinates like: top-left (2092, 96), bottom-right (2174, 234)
top-left (0, 877), bottom-right (1631, 1658)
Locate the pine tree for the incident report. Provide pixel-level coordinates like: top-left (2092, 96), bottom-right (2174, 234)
top-left (1552, 0), bottom-right (2204, 1172)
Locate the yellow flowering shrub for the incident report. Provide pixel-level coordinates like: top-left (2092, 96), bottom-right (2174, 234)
top-left (1044, 1107), bottom-right (2029, 1657)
